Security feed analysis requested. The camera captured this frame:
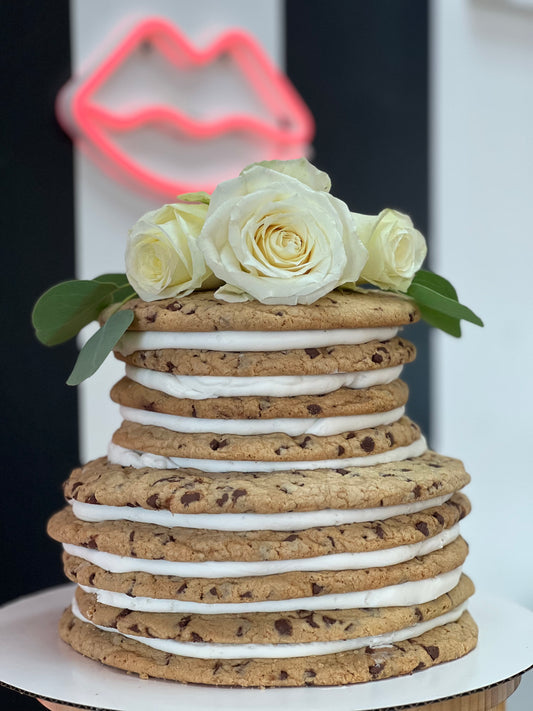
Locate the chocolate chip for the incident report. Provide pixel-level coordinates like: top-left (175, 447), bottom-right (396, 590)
top-left (385, 431), bottom-right (395, 447)
top-left (299, 436), bottom-right (312, 449)
top-left (346, 431), bottom-right (356, 439)
top-left (433, 512), bottom-right (445, 525)
top-left (422, 645), bottom-right (440, 660)
top-left (327, 535), bottom-right (336, 548)
top-left (372, 523), bottom-right (385, 539)
top-left (216, 493), bottom-right (229, 507)
top-left (180, 491), bottom-right (201, 506)
top-left (209, 438), bottom-right (228, 450)
top-left (209, 587), bottom-right (218, 597)
top-left (86, 493), bottom-right (98, 504)
top-left (337, 445), bottom-right (345, 456)
top-left (361, 436), bottom-right (375, 453)
top-left (86, 535), bottom-right (98, 549)
top-left (146, 313), bottom-right (157, 323)
top-left (213, 661), bottom-right (222, 674)
top-left (143, 401), bottom-right (156, 411)
top-left (275, 311), bottom-right (284, 317)
top-left (88, 573), bottom-right (96, 586)
top-left (239, 591), bottom-right (253, 599)
top-left (231, 488), bottom-right (246, 503)
top-left (191, 632), bottom-right (204, 643)
top-left (191, 404), bottom-right (197, 417)
top-left (176, 583), bottom-right (188, 594)
top-left (300, 612), bottom-right (319, 628)
top-left (369, 662), bottom-right (385, 677)
top-left (304, 669), bottom-right (316, 678)
top-left (165, 300), bottom-right (182, 311)
top-left (129, 531), bottom-right (135, 542)
top-left (415, 607), bottom-right (423, 622)
top-left (116, 609), bottom-right (132, 619)
top-left (275, 619), bottom-right (293, 636)
top-left (283, 534), bottom-right (299, 542)
top-left (415, 521), bottom-right (430, 536)
top-left (307, 404), bottom-right (322, 415)
top-left (166, 361), bottom-right (175, 372)
top-left (336, 468), bottom-right (349, 475)
top-left (413, 484), bottom-right (422, 498)
top-left (322, 616), bottom-right (336, 626)
top-left (128, 623), bottom-right (141, 634)
top-left (185, 307), bottom-right (196, 315)
top-left (305, 348), bottom-right (320, 359)
top-left (146, 494), bottom-right (159, 509)
top-left (311, 583), bottom-right (324, 595)
top-left (371, 353), bottom-right (383, 364)
top-left (236, 626), bottom-right (244, 637)
top-left (279, 670), bottom-right (288, 680)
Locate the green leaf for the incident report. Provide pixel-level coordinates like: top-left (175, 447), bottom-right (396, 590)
top-left (176, 191), bottom-right (210, 204)
top-left (108, 283), bottom-right (137, 305)
top-left (32, 280), bottom-right (116, 346)
top-left (67, 309), bottom-right (134, 386)
top-left (417, 303), bottom-right (462, 337)
top-left (408, 283), bottom-right (484, 327)
top-left (93, 273), bottom-right (130, 288)
top-left (410, 270), bottom-right (458, 300)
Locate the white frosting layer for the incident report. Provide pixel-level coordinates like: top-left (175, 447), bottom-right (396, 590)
top-left (119, 405), bottom-right (405, 437)
top-left (125, 364), bottom-right (403, 399)
top-left (71, 597), bottom-right (468, 659)
top-left (63, 523), bottom-right (459, 578)
top-left (107, 436), bottom-right (428, 473)
top-left (117, 327), bottom-right (399, 356)
top-left (70, 493), bottom-right (452, 532)
top-left (80, 567), bottom-right (463, 614)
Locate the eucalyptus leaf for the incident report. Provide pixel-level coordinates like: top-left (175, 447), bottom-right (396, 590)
top-left (93, 273), bottom-right (130, 288)
top-left (67, 309), bottom-right (134, 386)
top-left (32, 280), bottom-right (116, 346)
top-left (408, 283), bottom-right (483, 327)
top-left (410, 270), bottom-right (458, 300)
top-left (417, 303), bottom-right (462, 337)
top-left (108, 283), bottom-right (137, 305)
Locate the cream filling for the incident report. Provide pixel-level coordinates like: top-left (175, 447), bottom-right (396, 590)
top-left (69, 493), bottom-right (452, 532)
top-left (71, 597), bottom-right (468, 659)
top-left (107, 436), bottom-right (428, 473)
top-left (80, 567), bottom-right (463, 614)
top-left (125, 364), bottom-right (403, 399)
top-left (119, 405), bottom-right (405, 437)
top-left (63, 523), bottom-right (459, 578)
top-left (117, 327), bottom-right (400, 356)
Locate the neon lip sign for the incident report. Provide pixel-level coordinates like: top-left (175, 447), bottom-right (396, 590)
top-left (56, 17), bottom-right (314, 198)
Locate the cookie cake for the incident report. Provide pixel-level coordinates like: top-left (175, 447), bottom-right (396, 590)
top-left (36, 158), bottom-right (483, 687)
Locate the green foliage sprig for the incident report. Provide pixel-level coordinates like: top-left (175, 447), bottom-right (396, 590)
top-left (32, 274), bottom-right (136, 385)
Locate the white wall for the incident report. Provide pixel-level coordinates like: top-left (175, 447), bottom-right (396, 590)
top-left (432, 0), bottom-right (533, 705)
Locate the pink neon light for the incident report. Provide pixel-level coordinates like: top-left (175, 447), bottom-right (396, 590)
top-left (56, 17), bottom-right (314, 197)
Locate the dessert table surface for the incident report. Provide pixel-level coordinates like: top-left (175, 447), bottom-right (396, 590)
top-left (1, 584), bottom-right (531, 711)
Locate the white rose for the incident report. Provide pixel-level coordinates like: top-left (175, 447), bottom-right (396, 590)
top-left (353, 208), bottom-right (427, 292)
top-left (197, 160), bottom-right (368, 305)
top-left (126, 201), bottom-right (216, 302)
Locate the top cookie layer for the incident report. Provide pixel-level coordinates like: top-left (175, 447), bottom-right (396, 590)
top-left (112, 291), bottom-right (419, 332)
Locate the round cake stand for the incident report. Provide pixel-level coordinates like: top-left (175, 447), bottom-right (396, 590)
top-left (1, 585), bottom-right (531, 711)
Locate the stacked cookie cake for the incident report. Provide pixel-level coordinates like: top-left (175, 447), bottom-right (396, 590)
top-left (47, 289), bottom-right (477, 687)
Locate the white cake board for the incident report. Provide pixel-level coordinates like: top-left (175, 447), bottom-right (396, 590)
top-left (0, 585), bottom-right (532, 711)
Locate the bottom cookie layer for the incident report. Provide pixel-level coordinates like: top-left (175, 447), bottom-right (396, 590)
top-left (59, 608), bottom-right (478, 687)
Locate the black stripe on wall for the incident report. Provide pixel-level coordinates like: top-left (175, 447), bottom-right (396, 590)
top-left (1, 1), bottom-right (75, 708)
top-left (286, 0), bottom-right (430, 436)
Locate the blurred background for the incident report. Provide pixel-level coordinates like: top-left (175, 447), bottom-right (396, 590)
top-left (1, 0), bottom-right (532, 708)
